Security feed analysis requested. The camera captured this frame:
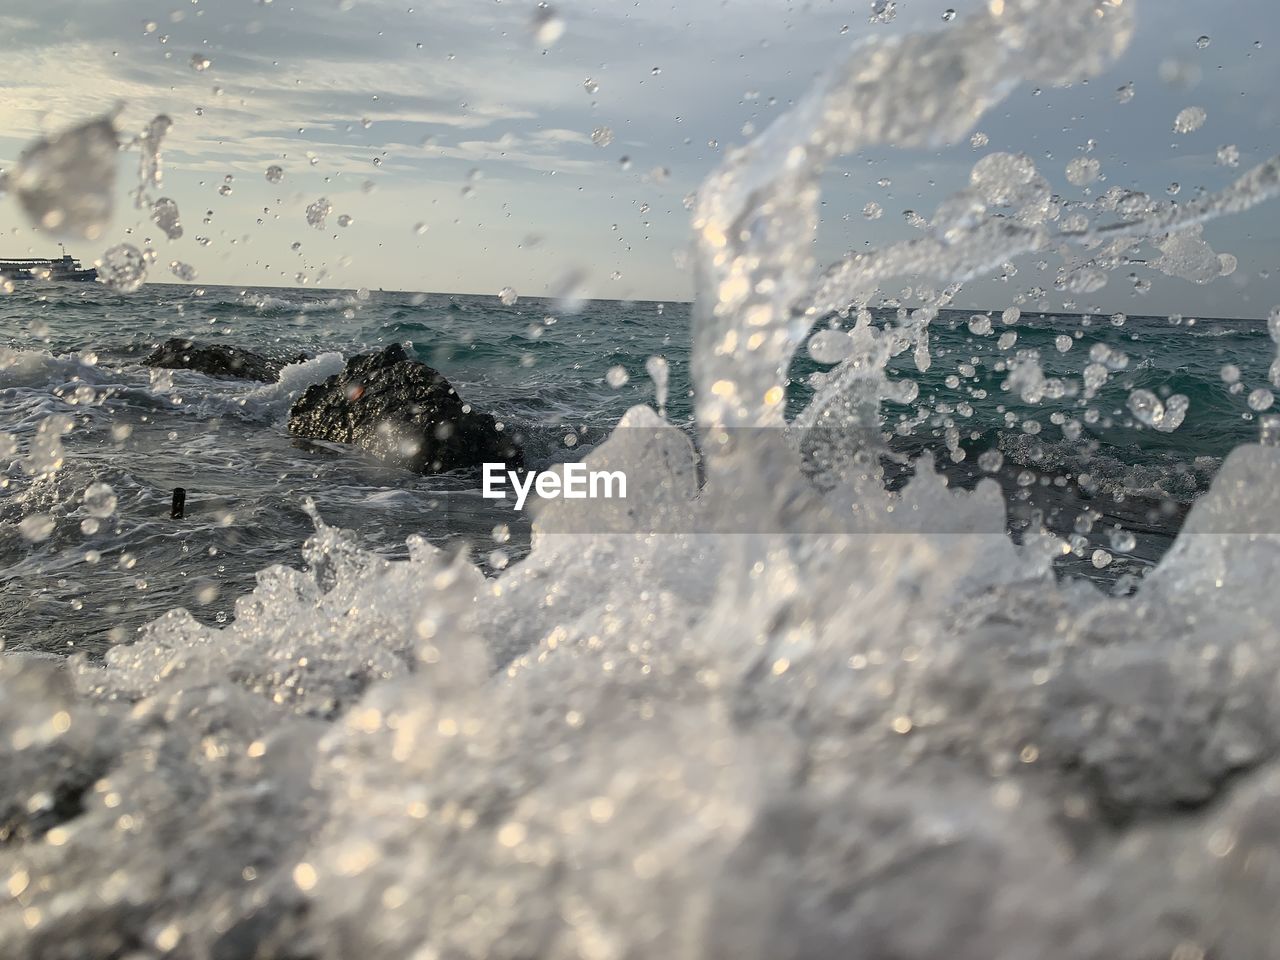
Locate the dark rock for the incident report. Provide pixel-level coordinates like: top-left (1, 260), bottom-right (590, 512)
top-left (144, 338), bottom-right (283, 382)
top-left (287, 344), bottom-right (523, 474)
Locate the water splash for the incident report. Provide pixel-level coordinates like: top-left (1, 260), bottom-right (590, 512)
top-left (133, 115), bottom-right (173, 209)
top-left (11, 3), bottom-right (1280, 959)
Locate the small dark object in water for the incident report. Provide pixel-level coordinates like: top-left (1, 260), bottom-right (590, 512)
top-left (171, 488), bottom-right (186, 519)
top-left (288, 344), bottom-right (523, 474)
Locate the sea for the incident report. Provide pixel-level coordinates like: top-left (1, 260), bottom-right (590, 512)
top-left (1, 281), bottom-right (1269, 656)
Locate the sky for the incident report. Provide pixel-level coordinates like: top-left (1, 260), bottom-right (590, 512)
top-left (0, 0), bottom-right (1277, 317)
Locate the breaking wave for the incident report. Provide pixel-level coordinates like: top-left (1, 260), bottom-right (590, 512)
top-left (7, 3), bottom-right (1280, 959)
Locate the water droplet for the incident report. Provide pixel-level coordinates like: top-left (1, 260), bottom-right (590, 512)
top-left (977, 449), bottom-right (1003, 473)
top-left (169, 260), bottom-right (197, 281)
top-left (96, 243), bottom-right (148, 293)
top-left (1109, 528), bottom-right (1137, 553)
top-left (862, 201), bottom-right (883, 220)
top-left (1173, 106), bottom-right (1207, 134)
top-left (1248, 388), bottom-right (1275, 412)
top-left (942, 9), bottom-right (956, 22)
top-left (265, 164), bottom-right (284, 183)
top-left (583, 77), bottom-right (599, 95)
top-left (967, 315), bottom-right (993, 336)
top-left (82, 482), bottom-right (118, 518)
top-left (1217, 144), bottom-right (1240, 167)
top-left (1055, 335), bottom-right (1073, 353)
top-left (1195, 35), bottom-right (1211, 49)
top-left (10, 114), bottom-right (119, 239)
top-left (1065, 156), bottom-right (1101, 186)
top-left (151, 197), bottom-right (183, 239)
top-left (19, 513), bottom-right (55, 543)
top-left (970, 131), bottom-right (989, 148)
top-left (531, 3), bottom-right (565, 47)
top-left (498, 286), bottom-right (518, 306)
top-left (1115, 82), bottom-right (1136, 103)
top-left (591, 126), bottom-right (614, 148)
top-left (605, 365), bottom-right (629, 388)
top-left (306, 197), bottom-right (332, 229)
top-left (646, 355), bottom-right (669, 417)
top-left (190, 53), bottom-right (212, 72)
top-left (337, 214), bottom-right (353, 227)
top-left (650, 66), bottom-right (662, 76)
top-left (869, 0), bottom-right (896, 24)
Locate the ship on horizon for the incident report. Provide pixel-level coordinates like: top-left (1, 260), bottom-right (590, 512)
top-left (0, 244), bottom-right (98, 283)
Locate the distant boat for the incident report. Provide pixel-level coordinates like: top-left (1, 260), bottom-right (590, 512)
top-left (0, 245), bottom-right (98, 283)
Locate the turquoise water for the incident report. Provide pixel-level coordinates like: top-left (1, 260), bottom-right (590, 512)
top-left (0, 281), bottom-right (1271, 653)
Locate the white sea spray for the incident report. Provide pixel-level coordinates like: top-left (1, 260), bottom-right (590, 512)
top-left (8, 2), bottom-right (1280, 959)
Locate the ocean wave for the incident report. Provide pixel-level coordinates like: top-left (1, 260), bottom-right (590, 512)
top-left (241, 293), bottom-right (360, 313)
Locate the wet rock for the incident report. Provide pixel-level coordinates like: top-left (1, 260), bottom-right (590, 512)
top-left (288, 344), bottom-right (523, 474)
top-left (143, 338), bottom-right (289, 382)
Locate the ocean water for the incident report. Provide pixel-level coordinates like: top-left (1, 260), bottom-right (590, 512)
top-left (0, 284), bottom-right (691, 653)
top-left (0, 283), bottom-right (1267, 654)
top-left (11, 1), bottom-right (1280, 956)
